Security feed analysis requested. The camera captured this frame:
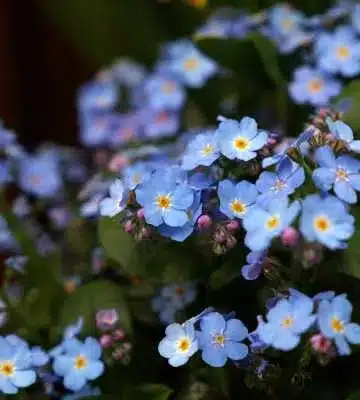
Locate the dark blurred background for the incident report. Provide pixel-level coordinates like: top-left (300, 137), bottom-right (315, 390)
top-left (1, 0), bottom-right (333, 148)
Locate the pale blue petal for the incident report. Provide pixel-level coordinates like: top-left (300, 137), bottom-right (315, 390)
top-left (314, 146), bottom-right (336, 167)
top-left (10, 370), bottom-right (36, 388)
top-left (225, 319), bottom-right (248, 341)
top-left (53, 356), bottom-right (74, 376)
top-left (158, 338), bottom-right (177, 358)
top-left (169, 354), bottom-right (190, 367)
top-left (64, 372), bottom-right (87, 392)
top-left (224, 342), bottom-right (248, 360)
top-left (345, 323), bottom-right (360, 344)
top-left (144, 205), bottom-right (163, 226)
top-left (257, 322), bottom-right (276, 345)
top-left (165, 323), bottom-right (184, 339)
top-left (350, 140), bottom-right (360, 153)
top-left (84, 361), bottom-right (104, 380)
top-left (348, 174), bottom-right (360, 190)
top-left (249, 131), bottom-right (268, 151)
top-left (267, 300), bottom-right (292, 323)
top-left (256, 172), bottom-right (277, 193)
top-left (244, 231), bottom-right (271, 251)
top-left (62, 338), bottom-right (83, 356)
top-left (0, 377), bottom-right (18, 394)
top-left (172, 185), bottom-right (194, 209)
top-left (334, 335), bottom-right (351, 355)
top-left (201, 346), bottom-right (227, 367)
top-left (332, 295), bottom-right (352, 322)
top-left (83, 338), bottom-right (102, 360)
top-left (243, 208), bottom-right (268, 232)
top-left (272, 330), bottom-right (300, 351)
top-left (200, 312), bottom-right (226, 335)
top-left (334, 181), bottom-right (357, 203)
top-left (292, 315), bottom-right (316, 334)
top-left (312, 168), bottom-right (335, 191)
top-left (241, 263), bottom-right (262, 280)
top-left (163, 209), bottom-right (188, 227)
top-left (0, 338), bottom-right (13, 359)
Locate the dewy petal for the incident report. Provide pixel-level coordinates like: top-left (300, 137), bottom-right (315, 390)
top-left (224, 341), bottom-right (248, 361)
top-left (225, 319), bottom-right (248, 341)
top-left (201, 345), bottom-right (227, 367)
top-left (200, 312), bottom-right (226, 335)
top-left (334, 181), bottom-right (357, 204)
top-left (314, 146), bottom-right (336, 168)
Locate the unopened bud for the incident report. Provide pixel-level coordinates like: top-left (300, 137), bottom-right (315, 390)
top-left (225, 235), bottom-right (237, 249)
top-left (108, 154), bottom-right (129, 172)
top-left (136, 208), bottom-right (145, 220)
top-left (197, 214), bottom-right (212, 231)
top-left (100, 334), bottom-right (114, 349)
top-left (226, 220), bottom-right (240, 234)
top-left (113, 329), bottom-right (125, 342)
top-left (310, 334), bottom-right (332, 354)
top-left (281, 227), bottom-right (300, 247)
top-left (124, 221), bottom-right (134, 234)
top-left (96, 309), bottom-right (119, 331)
top-left (214, 228), bottom-right (227, 244)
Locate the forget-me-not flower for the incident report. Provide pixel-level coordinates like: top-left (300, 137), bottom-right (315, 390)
top-left (300, 194), bottom-right (354, 249)
top-left (312, 145), bottom-right (360, 203)
top-left (241, 251), bottom-right (267, 280)
top-left (327, 118), bottom-right (360, 153)
top-left (99, 179), bottom-right (128, 217)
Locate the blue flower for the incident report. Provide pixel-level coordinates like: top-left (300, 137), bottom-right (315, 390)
top-left (135, 169), bottom-right (194, 227)
top-left (0, 336), bottom-right (36, 394)
top-left (18, 154), bottom-right (62, 198)
top-left (53, 338), bottom-right (104, 392)
top-left (50, 318), bottom-right (84, 358)
top-left (62, 385), bottom-right (101, 400)
top-left (243, 196), bottom-right (300, 251)
top-left (79, 115), bottom-right (112, 148)
top-left (123, 163), bottom-right (151, 190)
top-left (0, 161), bottom-right (11, 186)
top-left (162, 40), bottom-right (218, 88)
top-left (268, 4), bottom-right (304, 38)
top-left (143, 110), bottom-right (179, 139)
top-left (216, 116), bottom-right (268, 161)
top-left (182, 131), bottom-right (220, 170)
top-left (5, 256), bottom-right (28, 274)
top-left (318, 294), bottom-right (360, 355)
top-left (77, 80), bottom-right (117, 115)
top-left (257, 295), bottom-right (316, 351)
top-left (289, 66), bottom-right (341, 106)
top-left (144, 74), bottom-right (185, 111)
top-left (327, 118), bottom-right (360, 153)
top-left (315, 26), bottom-right (360, 77)
top-left (351, 4), bottom-right (360, 33)
top-left (312, 146), bottom-right (360, 203)
top-left (197, 312), bottom-right (248, 367)
top-left (218, 179), bottom-right (258, 219)
top-left (256, 158), bottom-right (305, 201)
top-left (241, 251), bottom-right (267, 281)
top-left (300, 194), bottom-right (354, 249)
top-left (99, 179), bottom-right (128, 217)
top-left (5, 335), bottom-right (49, 367)
top-left (158, 322), bottom-right (198, 367)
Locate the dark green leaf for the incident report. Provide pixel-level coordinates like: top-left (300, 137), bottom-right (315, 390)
top-left (343, 207), bottom-right (360, 279)
top-left (123, 384), bottom-right (173, 400)
top-left (335, 80), bottom-right (360, 132)
top-left (209, 259), bottom-right (241, 290)
top-left (59, 280), bottom-right (132, 335)
top-left (347, 392), bottom-right (360, 400)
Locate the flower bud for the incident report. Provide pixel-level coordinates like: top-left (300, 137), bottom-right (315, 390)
top-left (100, 334), bottom-right (114, 349)
top-left (124, 221), bottom-right (134, 234)
top-left (113, 328), bottom-right (125, 342)
top-left (96, 309), bottom-right (119, 331)
top-left (281, 227), bottom-right (300, 247)
top-left (310, 334), bottom-right (332, 354)
top-left (136, 208), bottom-right (145, 220)
top-left (226, 220), bottom-right (240, 234)
top-left (213, 228), bottom-right (227, 244)
top-left (197, 214), bottom-right (212, 231)
top-left (225, 235), bottom-right (237, 250)
top-left (108, 154), bottom-right (129, 172)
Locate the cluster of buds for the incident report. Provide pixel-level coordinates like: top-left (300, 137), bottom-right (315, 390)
top-left (123, 208), bottom-right (151, 241)
top-left (310, 333), bottom-right (336, 366)
top-left (96, 308), bottom-right (132, 365)
top-left (211, 220), bottom-right (239, 255)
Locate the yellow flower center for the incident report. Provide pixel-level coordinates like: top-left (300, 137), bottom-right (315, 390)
top-left (201, 144), bottom-right (214, 156)
top-left (234, 137), bottom-right (250, 151)
top-left (266, 215), bottom-right (280, 230)
top-left (273, 179), bottom-right (286, 191)
top-left (74, 355), bottom-right (88, 370)
top-left (214, 334), bottom-right (225, 346)
top-left (336, 168), bottom-right (348, 181)
top-left (331, 317), bottom-right (344, 333)
top-left (281, 17), bottom-right (294, 32)
top-left (308, 78), bottom-right (323, 93)
top-left (281, 316), bottom-right (294, 328)
top-left (230, 200), bottom-right (247, 216)
top-left (314, 216), bottom-right (330, 232)
top-left (336, 45), bottom-right (350, 60)
top-left (177, 338), bottom-right (191, 352)
top-left (156, 194), bottom-right (171, 209)
top-left (183, 57), bottom-right (199, 72)
top-left (0, 362), bottom-right (15, 377)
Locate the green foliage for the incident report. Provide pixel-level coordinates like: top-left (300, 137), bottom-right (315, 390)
top-left (122, 384), bottom-right (173, 400)
top-left (335, 80), bottom-right (360, 132)
top-left (342, 207), bottom-right (360, 280)
top-left (59, 280), bottom-right (132, 335)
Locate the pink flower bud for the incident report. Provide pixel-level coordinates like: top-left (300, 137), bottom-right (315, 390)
top-left (281, 227), bottom-right (300, 247)
top-left (310, 334), bottom-right (332, 354)
top-left (124, 221), bottom-right (134, 234)
top-left (113, 328), bottom-right (125, 342)
top-left (96, 308), bottom-right (119, 331)
top-left (136, 208), bottom-right (145, 220)
top-left (100, 334), bottom-right (114, 349)
top-left (214, 229), bottom-right (227, 244)
top-left (226, 220), bottom-right (240, 234)
top-left (108, 154), bottom-right (129, 172)
top-left (197, 215), bottom-right (212, 231)
top-left (267, 138), bottom-right (277, 146)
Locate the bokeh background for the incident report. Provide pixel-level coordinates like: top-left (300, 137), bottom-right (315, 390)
top-left (1, 0), bottom-right (334, 148)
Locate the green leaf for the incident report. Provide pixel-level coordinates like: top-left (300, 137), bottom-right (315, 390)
top-left (59, 280), bottom-right (132, 335)
top-left (347, 392), bottom-right (360, 400)
top-left (98, 217), bottom-right (146, 276)
top-left (335, 80), bottom-right (360, 132)
top-left (123, 384), bottom-right (173, 400)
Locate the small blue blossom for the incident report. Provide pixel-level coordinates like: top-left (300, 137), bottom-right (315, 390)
top-left (312, 146), bottom-right (360, 203)
top-left (300, 194), bottom-right (354, 249)
top-left (327, 118), bottom-right (360, 153)
top-left (78, 80), bottom-right (117, 114)
top-left (289, 66), bottom-right (341, 106)
top-left (256, 158), bottom-right (305, 202)
top-left (241, 251), bottom-right (267, 281)
top-left (123, 163), bottom-right (151, 190)
top-left (99, 179), bottom-right (128, 217)
top-left (257, 295), bottom-right (316, 351)
top-left (144, 74), bottom-right (185, 111)
top-left (18, 154), bottom-right (62, 198)
top-left (162, 40), bottom-right (218, 88)
top-left (143, 110), bottom-right (179, 139)
top-left (5, 335), bottom-right (49, 367)
top-left (216, 116), bottom-right (268, 161)
top-left (182, 131), bottom-right (220, 170)
top-left (243, 196), bottom-right (300, 251)
top-left (267, 4), bottom-right (304, 38)
top-left (315, 26), bottom-right (360, 77)
top-left (135, 169), bottom-right (194, 227)
top-left (158, 322), bottom-right (198, 367)
top-left (53, 338), bottom-right (104, 392)
top-left (0, 336), bottom-right (36, 394)
top-left (218, 179), bottom-right (258, 219)
top-left (351, 4), bottom-right (360, 33)
top-left (5, 256), bottom-right (28, 273)
top-left (318, 294), bottom-right (360, 355)
top-left (197, 312), bottom-right (248, 367)
top-left (79, 116), bottom-right (112, 148)
top-left (0, 160), bottom-right (11, 186)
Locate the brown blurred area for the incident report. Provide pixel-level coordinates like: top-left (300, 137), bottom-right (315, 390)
top-left (0, 0), bottom-right (91, 148)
